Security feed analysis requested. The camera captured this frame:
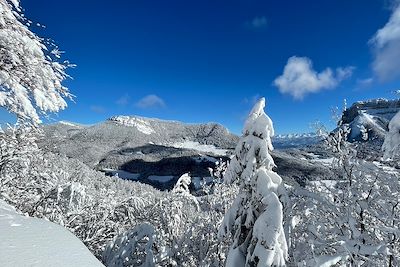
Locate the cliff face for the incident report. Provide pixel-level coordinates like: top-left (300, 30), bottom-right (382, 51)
top-left (341, 98), bottom-right (400, 141)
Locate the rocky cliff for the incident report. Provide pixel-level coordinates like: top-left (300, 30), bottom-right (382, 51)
top-left (341, 98), bottom-right (400, 141)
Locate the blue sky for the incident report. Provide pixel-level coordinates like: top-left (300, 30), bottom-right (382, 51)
top-left (2, 0), bottom-right (400, 134)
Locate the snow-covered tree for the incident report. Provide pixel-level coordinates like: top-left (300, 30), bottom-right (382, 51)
top-left (288, 113), bottom-right (400, 266)
top-left (219, 98), bottom-right (288, 267)
top-left (103, 223), bottom-right (156, 267)
top-left (172, 173), bottom-right (192, 194)
top-left (0, 0), bottom-right (72, 124)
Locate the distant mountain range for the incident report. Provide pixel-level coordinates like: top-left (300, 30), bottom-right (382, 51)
top-left (39, 115), bottom-right (334, 189)
top-left (273, 133), bottom-right (323, 149)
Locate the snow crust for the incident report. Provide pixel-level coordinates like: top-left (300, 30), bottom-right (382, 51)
top-left (0, 200), bottom-right (103, 267)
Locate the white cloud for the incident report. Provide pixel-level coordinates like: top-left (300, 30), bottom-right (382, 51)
top-left (245, 16), bottom-right (267, 30)
top-left (116, 94), bottom-right (130, 106)
top-left (336, 67), bottom-right (354, 80)
top-left (370, 4), bottom-right (400, 81)
top-left (274, 56), bottom-right (354, 100)
top-left (135, 94), bottom-right (166, 109)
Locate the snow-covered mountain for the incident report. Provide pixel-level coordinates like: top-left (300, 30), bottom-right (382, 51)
top-left (39, 115), bottom-right (335, 190)
top-left (39, 115), bottom-right (238, 189)
top-left (341, 98), bottom-right (400, 141)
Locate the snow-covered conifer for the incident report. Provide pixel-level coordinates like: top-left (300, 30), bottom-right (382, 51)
top-left (103, 223), bottom-right (156, 267)
top-left (0, 0), bottom-right (72, 124)
top-left (288, 110), bottom-right (400, 266)
top-left (219, 97), bottom-right (288, 267)
top-left (172, 173), bottom-right (191, 194)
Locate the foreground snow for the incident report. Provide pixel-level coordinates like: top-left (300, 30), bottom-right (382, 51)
top-left (0, 200), bottom-right (103, 267)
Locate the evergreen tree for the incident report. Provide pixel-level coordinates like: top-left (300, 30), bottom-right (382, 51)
top-left (219, 98), bottom-right (288, 267)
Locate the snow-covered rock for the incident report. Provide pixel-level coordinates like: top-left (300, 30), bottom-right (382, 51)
top-left (0, 200), bottom-right (103, 267)
top-left (382, 110), bottom-right (400, 159)
top-left (109, 116), bottom-right (155, 135)
top-left (341, 98), bottom-right (400, 141)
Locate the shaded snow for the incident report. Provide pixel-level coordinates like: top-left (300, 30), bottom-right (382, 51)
top-left (192, 176), bottom-right (213, 190)
top-left (372, 161), bottom-right (399, 174)
top-left (147, 175), bottom-right (174, 183)
top-left (102, 168), bottom-right (140, 180)
top-left (192, 155), bottom-right (218, 163)
top-left (306, 152), bottom-right (335, 166)
top-left (311, 157), bottom-right (335, 166)
top-left (308, 180), bottom-right (338, 189)
top-left (0, 200), bottom-right (103, 267)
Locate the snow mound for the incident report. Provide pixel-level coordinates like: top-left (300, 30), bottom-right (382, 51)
top-left (109, 116), bottom-right (155, 135)
top-left (0, 200), bottom-right (103, 267)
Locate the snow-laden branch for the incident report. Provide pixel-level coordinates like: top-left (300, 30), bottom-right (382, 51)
top-left (0, 0), bottom-right (72, 125)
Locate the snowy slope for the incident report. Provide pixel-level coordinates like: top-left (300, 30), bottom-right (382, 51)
top-left (0, 200), bottom-right (103, 267)
top-left (341, 98), bottom-right (400, 141)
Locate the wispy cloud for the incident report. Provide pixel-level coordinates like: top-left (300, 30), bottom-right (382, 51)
top-left (135, 94), bottom-right (166, 109)
top-left (273, 56), bottom-right (354, 100)
top-left (116, 94), bottom-right (130, 106)
top-left (90, 105), bottom-right (106, 113)
top-left (356, 77), bottom-right (374, 88)
top-left (369, 4), bottom-right (400, 81)
top-left (245, 16), bottom-right (268, 30)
